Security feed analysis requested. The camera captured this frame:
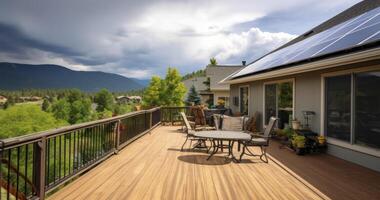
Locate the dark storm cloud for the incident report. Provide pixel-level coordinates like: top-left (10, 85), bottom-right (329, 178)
top-left (0, 23), bottom-right (78, 58)
top-left (0, 0), bottom-right (361, 78)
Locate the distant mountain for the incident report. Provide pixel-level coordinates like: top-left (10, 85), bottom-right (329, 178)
top-left (130, 78), bottom-right (150, 87)
top-left (0, 62), bottom-right (145, 92)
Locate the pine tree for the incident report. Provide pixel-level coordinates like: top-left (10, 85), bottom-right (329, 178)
top-left (186, 85), bottom-right (201, 105)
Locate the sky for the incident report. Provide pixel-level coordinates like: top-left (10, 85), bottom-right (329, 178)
top-left (0, 0), bottom-right (361, 79)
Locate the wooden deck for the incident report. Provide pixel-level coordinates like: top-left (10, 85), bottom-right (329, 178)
top-left (268, 140), bottom-right (380, 200)
top-left (49, 126), bottom-right (327, 200)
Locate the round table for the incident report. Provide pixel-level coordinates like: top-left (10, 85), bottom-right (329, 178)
top-left (194, 131), bottom-right (251, 161)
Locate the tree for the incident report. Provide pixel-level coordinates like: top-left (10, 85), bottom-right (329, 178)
top-left (143, 68), bottom-right (186, 107)
top-left (162, 67), bottom-right (186, 106)
top-left (51, 93), bottom-right (93, 124)
top-left (94, 89), bottom-right (115, 112)
top-left (42, 99), bottom-right (50, 111)
top-left (210, 57), bottom-right (217, 65)
top-left (69, 98), bottom-right (93, 124)
top-left (186, 85), bottom-right (201, 105)
top-left (143, 76), bottom-right (164, 107)
top-left (51, 98), bottom-right (70, 121)
top-left (0, 104), bottom-right (67, 139)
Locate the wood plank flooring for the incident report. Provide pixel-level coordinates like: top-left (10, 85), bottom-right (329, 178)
top-left (49, 126), bottom-right (327, 200)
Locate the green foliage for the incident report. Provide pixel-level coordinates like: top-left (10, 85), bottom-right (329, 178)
top-left (203, 77), bottom-right (210, 91)
top-left (144, 68), bottom-right (186, 107)
top-left (94, 89), bottom-right (115, 112)
top-left (209, 57), bottom-right (217, 65)
top-left (278, 82), bottom-right (293, 109)
top-left (0, 104), bottom-right (67, 139)
top-left (143, 76), bottom-right (164, 107)
top-left (51, 98), bottom-right (70, 121)
top-left (97, 109), bottom-right (113, 119)
top-left (69, 98), bottom-right (93, 124)
top-left (42, 99), bottom-right (50, 111)
top-left (283, 127), bottom-right (295, 139)
top-left (292, 135), bottom-right (306, 148)
top-left (51, 91), bottom-right (94, 124)
top-left (181, 69), bottom-right (206, 81)
top-left (162, 68), bottom-right (186, 106)
top-left (114, 104), bottom-right (134, 115)
top-left (186, 85), bottom-right (201, 105)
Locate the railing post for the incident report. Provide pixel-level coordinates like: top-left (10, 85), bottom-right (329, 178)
top-left (34, 137), bottom-right (46, 200)
top-left (150, 110), bottom-right (153, 129)
top-left (115, 120), bottom-right (121, 154)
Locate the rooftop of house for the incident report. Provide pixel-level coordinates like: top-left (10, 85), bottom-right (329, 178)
top-left (206, 64), bottom-right (244, 91)
top-left (227, 1), bottom-right (380, 81)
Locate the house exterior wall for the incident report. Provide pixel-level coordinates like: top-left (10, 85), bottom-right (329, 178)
top-left (212, 90), bottom-right (230, 107)
top-left (229, 60), bottom-right (380, 172)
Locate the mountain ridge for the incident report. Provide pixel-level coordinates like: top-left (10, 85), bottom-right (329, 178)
top-left (0, 62), bottom-right (145, 92)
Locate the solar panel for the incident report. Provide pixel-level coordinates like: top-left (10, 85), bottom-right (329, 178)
top-left (233, 6), bottom-right (380, 78)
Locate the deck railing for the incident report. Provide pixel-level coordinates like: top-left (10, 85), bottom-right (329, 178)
top-left (0, 107), bottom-right (161, 200)
top-left (0, 106), bottom-right (226, 199)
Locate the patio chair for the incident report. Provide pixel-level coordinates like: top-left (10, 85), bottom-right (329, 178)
top-left (239, 117), bottom-right (278, 163)
top-left (190, 106), bottom-right (216, 131)
top-left (180, 112), bottom-right (208, 151)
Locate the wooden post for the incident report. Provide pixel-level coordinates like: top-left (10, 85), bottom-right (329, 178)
top-left (150, 110), bottom-right (153, 129)
top-left (115, 120), bottom-right (121, 153)
top-left (34, 137), bottom-right (46, 200)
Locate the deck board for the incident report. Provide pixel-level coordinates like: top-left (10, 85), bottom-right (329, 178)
top-left (49, 126), bottom-right (326, 200)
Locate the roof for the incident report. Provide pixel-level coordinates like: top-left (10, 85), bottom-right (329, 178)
top-left (206, 64), bottom-right (244, 91)
top-left (228, 1), bottom-right (380, 81)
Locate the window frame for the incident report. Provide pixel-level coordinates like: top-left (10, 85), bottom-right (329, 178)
top-left (263, 78), bottom-right (295, 127)
top-left (239, 85), bottom-right (250, 115)
top-left (321, 66), bottom-right (380, 157)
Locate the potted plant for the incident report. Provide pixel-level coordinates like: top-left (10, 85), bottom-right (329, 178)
top-left (292, 119), bottom-right (301, 130)
top-left (293, 135), bottom-right (306, 148)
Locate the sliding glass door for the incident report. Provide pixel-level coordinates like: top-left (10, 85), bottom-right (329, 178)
top-left (354, 71), bottom-right (380, 148)
top-left (324, 70), bottom-right (380, 150)
top-left (264, 81), bottom-right (293, 128)
top-left (325, 75), bottom-right (351, 141)
top-left (240, 86), bottom-right (249, 115)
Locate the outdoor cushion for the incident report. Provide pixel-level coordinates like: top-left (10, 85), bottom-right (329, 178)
top-left (250, 138), bottom-right (268, 146)
top-left (221, 115), bottom-right (244, 131)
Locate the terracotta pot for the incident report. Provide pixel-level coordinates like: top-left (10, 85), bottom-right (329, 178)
top-left (292, 120), bottom-right (301, 130)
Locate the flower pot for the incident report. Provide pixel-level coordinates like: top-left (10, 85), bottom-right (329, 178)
top-left (292, 120), bottom-right (301, 130)
top-left (318, 136), bottom-right (326, 145)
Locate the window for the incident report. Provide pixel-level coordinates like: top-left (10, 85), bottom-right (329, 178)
top-left (240, 87), bottom-right (249, 115)
top-left (264, 81), bottom-right (293, 128)
top-left (324, 70), bottom-right (380, 150)
top-left (355, 72), bottom-right (380, 148)
top-left (325, 75), bottom-right (351, 142)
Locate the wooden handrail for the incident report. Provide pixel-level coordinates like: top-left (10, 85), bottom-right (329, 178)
top-left (0, 107), bottom-right (160, 149)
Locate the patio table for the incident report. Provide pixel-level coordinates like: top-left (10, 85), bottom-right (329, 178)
top-left (194, 131), bottom-right (251, 162)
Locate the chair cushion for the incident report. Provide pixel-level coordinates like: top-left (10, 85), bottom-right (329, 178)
top-left (250, 138), bottom-right (268, 146)
top-left (221, 115), bottom-right (243, 131)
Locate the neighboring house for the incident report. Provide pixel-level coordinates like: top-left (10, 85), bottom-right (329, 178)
top-left (116, 96), bottom-right (142, 104)
top-left (19, 96), bottom-right (42, 102)
top-left (0, 95), bottom-right (7, 104)
top-left (205, 64), bottom-right (244, 107)
top-left (223, 1), bottom-right (380, 172)
top-left (116, 96), bottom-right (129, 104)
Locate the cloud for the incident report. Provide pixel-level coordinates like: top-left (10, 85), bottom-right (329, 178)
top-left (0, 0), bottom-right (360, 78)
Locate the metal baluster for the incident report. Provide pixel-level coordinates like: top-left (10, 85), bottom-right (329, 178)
top-left (16, 147), bottom-right (20, 200)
